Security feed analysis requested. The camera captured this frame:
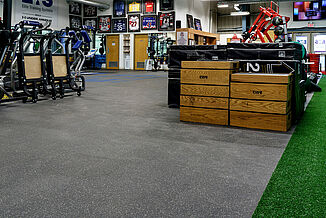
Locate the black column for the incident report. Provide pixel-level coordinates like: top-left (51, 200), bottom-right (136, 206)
top-left (3, 0), bottom-right (12, 30)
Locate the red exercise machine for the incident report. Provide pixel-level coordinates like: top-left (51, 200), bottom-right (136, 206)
top-left (242, 1), bottom-right (290, 43)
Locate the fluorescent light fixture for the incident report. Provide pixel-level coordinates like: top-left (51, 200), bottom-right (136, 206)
top-left (230, 11), bottom-right (250, 16)
top-left (234, 4), bottom-right (240, 11)
top-left (218, 4), bottom-right (229, 8)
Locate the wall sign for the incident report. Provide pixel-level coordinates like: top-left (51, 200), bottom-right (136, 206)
top-left (194, 18), bottom-right (202, 31)
top-left (112, 18), bottom-right (127, 33)
top-left (127, 0), bottom-right (142, 13)
top-left (128, 14), bottom-right (140, 32)
top-left (314, 35), bottom-right (326, 52)
top-left (158, 11), bottom-right (175, 31)
top-left (84, 5), bottom-right (97, 17)
top-left (143, 0), bottom-right (156, 14)
top-left (186, 14), bottom-right (194, 28)
top-left (84, 18), bottom-right (97, 29)
top-left (69, 15), bottom-right (82, 29)
top-left (15, 0), bottom-right (58, 27)
top-left (160, 0), bottom-right (174, 11)
top-left (98, 16), bottom-right (112, 33)
top-left (141, 15), bottom-right (157, 30)
top-left (69, 2), bottom-right (82, 15)
top-left (113, 0), bottom-right (126, 17)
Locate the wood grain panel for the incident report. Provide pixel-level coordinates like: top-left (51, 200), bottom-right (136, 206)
top-left (231, 73), bottom-right (292, 84)
top-left (230, 111), bottom-right (292, 132)
top-left (180, 107), bottom-right (228, 125)
top-left (181, 84), bottom-right (229, 97)
top-left (230, 82), bottom-right (290, 101)
top-left (182, 61), bottom-right (239, 70)
top-left (181, 96), bottom-right (228, 109)
top-left (181, 69), bottom-right (230, 85)
top-left (230, 99), bottom-right (291, 114)
top-left (24, 56), bottom-right (42, 79)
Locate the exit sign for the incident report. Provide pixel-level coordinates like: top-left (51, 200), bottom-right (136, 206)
top-left (308, 23), bottom-right (314, 27)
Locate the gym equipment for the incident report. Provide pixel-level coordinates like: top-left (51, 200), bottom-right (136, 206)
top-left (0, 20), bottom-right (89, 104)
top-left (242, 1), bottom-right (290, 43)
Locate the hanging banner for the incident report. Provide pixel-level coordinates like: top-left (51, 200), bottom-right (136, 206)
top-left (15, 0), bottom-right (58, 27)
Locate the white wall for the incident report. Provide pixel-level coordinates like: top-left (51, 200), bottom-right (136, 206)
top-left (279, 2), bottom-right (326, 29)
top-left (175, 0), bottom-right (211, 32)
top-left (2, 0), bottom-right (212, 70)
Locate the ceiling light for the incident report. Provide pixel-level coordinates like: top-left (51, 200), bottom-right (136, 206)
top-left (218, 4), bottom-right (229, 8)
top-left (230, 11), bottom-right (250, 16)
top-left (234, 4), bottom-right (240, 11)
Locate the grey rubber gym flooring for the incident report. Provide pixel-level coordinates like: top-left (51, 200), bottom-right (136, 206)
top-left (0, 70), bottom-right (292, 217)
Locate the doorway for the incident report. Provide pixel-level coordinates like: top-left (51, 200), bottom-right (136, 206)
top-left (134, 34), bottom-right (149, 70)
top-left (106, 35), bottom-right (120, 70)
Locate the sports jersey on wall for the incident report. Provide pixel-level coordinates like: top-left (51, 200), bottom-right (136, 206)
top-left (144, 0), bottom-right (156, 14)
top-left (158, 12), bottom-right (175, 31)
top-left (128, 14), bottom-right (140, 32)
top-left (141, 15), bottom-right (157, 30)
top-left (113, 0), bottom-right (126, 17)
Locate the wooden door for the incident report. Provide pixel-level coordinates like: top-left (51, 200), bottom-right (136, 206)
top-left (134, 34), bottom-right (148, 70)
top-left (106, 35), bottom-right (120, 70)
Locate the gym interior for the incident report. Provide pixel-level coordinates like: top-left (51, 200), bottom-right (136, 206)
top-left (0, 0), bottom-right (325, 217)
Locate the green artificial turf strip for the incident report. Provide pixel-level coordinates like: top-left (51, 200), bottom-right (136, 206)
top-left (253, 77), bottom-right (326, 217)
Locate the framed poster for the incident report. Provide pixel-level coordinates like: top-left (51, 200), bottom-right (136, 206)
top-left (69, 15), bottom-right (82, 29)
top-left (84, 5), bottom-right (97, 17)
top-left (158, 12), bottom-right (175, 31)
top-left (98, 16), bottom-right (112, 33)
top-left (69, 2), bottom-right (82, 15)
top-left (143, 0), bottom-right (156, 14)
top-left (127, 0), bottom-right (142, 13)
top-left (113, 0), bottom-right (126, 17)
top-left (84, 18), bottom-right (97, 29)
top-left (160, 0), bottom-right (174, 11)
top-left (112, 18), bottom-right (127, 33)
top-left (186, 14), bottom-right (194, 28)
top-left (141, 15), bottom-right (157, 30)
top-left (194, 18), bottom-right (202, 31)
top-left (128, 14), bottom-right (140, 32)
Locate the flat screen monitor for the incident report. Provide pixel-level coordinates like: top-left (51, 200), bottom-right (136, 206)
top-left (293, 1), bottom-right (326, 21)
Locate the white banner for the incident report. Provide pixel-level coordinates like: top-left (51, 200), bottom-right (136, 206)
top-left (15, 0), bottom-right (58, 27)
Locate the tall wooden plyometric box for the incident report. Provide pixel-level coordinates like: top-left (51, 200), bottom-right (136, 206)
top-left (230, 73), bottom-right (293, 132)
top-left (180, 61), bottom-right (239, 126)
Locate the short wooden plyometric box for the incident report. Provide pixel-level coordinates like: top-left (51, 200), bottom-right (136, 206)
top-left (230, 99), bottom-right (291, 114)
top-left (181, 84), bottom-right (229, 98)
top-left (180, 107), bottom-right (228, 126)
top-left (230, 111), bottom-right (292, 132)
top-left (231, 73), bottom-right (292, 84)
top-left (182, 61), bottom-right (239, 70)
top-left (230, 82), bottom-right (291, 101)
top-left (181, 69), bottom-right (230, 85)
top-left (181, 96), bottom-right (229, 109)
top-left (24, 56), bottom-right (42, 80)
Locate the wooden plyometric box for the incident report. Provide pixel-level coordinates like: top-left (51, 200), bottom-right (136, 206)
top-left (230, 111), bottom-right (292, 132)
top-left (230, 73), bottom-right (293, 131)
top-left (181, 84), bottom-right (229, 98)
top-left (182, 61), bottom-right (239, 70)
top-left (231, 73), bottom-right (292, 84)
top-left (181, 96), bottom-right (229, 109)
top-left (230, 99), bottom-right (291, 114)
top-left (230, 82), bottom-right (292, 101)
top-left (181, 69), bottom-right (230, 85)
top-left (230, 73), bottom-right (292, 102)
top-left (180, 107), bottom-right (229, 126)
